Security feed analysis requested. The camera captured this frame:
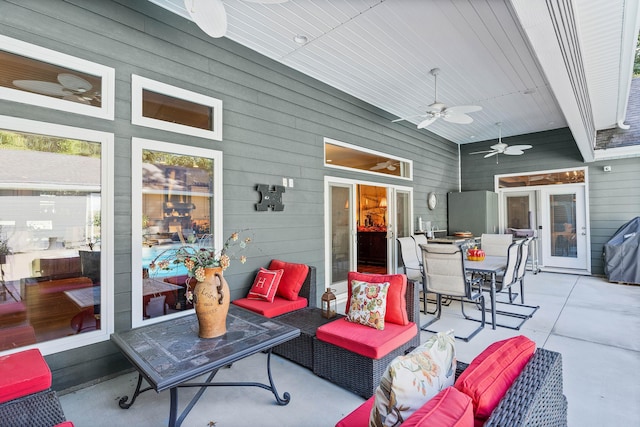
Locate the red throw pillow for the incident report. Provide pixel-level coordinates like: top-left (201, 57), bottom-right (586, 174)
top-left (454, 335), bottom-right (536, 424)
top-left (346, 272), bottom-right (408, 326)
top-left (402, 386), bottom-right (474, 427)
top-left (269, 260), bottom-right (309, 301)
top-left (247, 268), bottom-right (283, 302)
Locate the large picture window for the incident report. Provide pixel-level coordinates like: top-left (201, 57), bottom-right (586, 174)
top-left (0, 35), bottom-right (115, 120)
top-left (0, 116), bottom-right (113, 355)
top-left (131, 138), bottom-right (223, 327)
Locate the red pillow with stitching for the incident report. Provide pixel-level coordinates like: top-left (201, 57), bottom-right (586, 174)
top-left (346, 272), bottom-right (409, 326)
top-left (454, 335), bottom-right (535, 424)
top-left (269, 260), bottom-right (309, 301)
top-left (247, 268), bottom-right (283, 302)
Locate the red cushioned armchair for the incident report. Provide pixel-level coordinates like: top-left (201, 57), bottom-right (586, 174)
top-left (313, 272), bottom-right (420, 398)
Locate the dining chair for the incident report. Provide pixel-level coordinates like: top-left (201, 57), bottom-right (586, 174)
top-left (480, 233), bottom-right (513, 256)
top-left (514, 236), bottom-right (536, 304)
top-left (397, 237), bottom-right (434, 316)
top-left (420, 244), bottom-right (485, 341)
top-left (478, 240), bottom-right (538, 330)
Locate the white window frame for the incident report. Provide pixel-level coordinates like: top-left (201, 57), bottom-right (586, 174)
top-left (131, 137), bottom-right (223, 328)
top-left (0, 35), bottom-right (115, 120)
top-left (0, 115), bottom-right (114, 356)
top-left (131, 75), bottom-right (223, 141)
top-left (324, 137), bottom-right (413, 181)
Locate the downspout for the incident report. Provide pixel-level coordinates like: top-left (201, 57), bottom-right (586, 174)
top-left (616, 0), bottom-right (640, 130)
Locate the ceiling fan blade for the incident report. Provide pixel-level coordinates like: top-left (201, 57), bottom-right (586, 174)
top-left (484, 151), bottom-right (499, 158)
top-left (506, 145), bottom-right (532, 151)
top-left (468, 150), bottom-right (494, 155)
top-left (490, 143), bottom-right (508, 151)
top-left (504, 149), bottom-right (524, 155)
top-left (392, 113), bottom-right (426, 123)
top-left (445, 105), bottom-right (482, 114)
top-left (417, 116), bottom-right (438, 129)
top-left (12, 80), bottom-right (71, 96)
top-left (184, 0), bottom-right (227, 38)
top-left (57, 73), bottom-right (92, 92)
top-left (443, 113), bottom-right (473, 124)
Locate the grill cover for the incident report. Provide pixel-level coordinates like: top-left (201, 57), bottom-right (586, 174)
top-left (603, 217), bottom-right (640, 284)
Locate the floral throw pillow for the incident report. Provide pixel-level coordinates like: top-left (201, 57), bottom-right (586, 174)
top-left (370, 330), bottom-right (457, 427)
top-left (346, 280), bottom-right (390, 330)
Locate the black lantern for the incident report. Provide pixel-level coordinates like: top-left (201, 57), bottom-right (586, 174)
top-left (321, 287), bottom-right (337, 319)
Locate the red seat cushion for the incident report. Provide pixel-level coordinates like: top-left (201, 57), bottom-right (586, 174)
top-left (335, 396), bottom-right (375, 427)
top-left (232, 295), bottom-right (307, 318)
top-left (247, 268), bottom-right (284, 302)
top-left (316, 317), bottom-right (417, 359)
top-left (163, 275), bottom-right (195, 287)
top-left (269, 260), bottom-right (309, 301)
top-left (454, 335), bottom-right (535, 424)
top-left (346, 272), bottom-right (408, 326)
top-left (0, 324), bottom-right (37, 350)
top-left (402, 386), bottom-right (474, 427)
top-left (0, 349), bottom-right (52, 404)
top-left (55, 422), bottom-right (75, 427)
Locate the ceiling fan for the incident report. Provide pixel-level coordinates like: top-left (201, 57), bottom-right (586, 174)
top-left (370, 160), bottom-right (398, 171)
top-left (469, 122), bottom-right (532, 163)
top-left (184, 0), bottom-right (288, 39)
top-left (393, 68), bottom-right (482, 129)
top-left (13, 73), bottom-right (100, 105)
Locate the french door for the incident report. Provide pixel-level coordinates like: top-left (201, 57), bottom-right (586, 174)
top-left (540, 185), bottom-right (589, 270)
top-left (326, 178), bottom-right (412, 300)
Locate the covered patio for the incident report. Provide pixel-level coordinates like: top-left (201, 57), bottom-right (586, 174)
top-left (58, 272), bottom-right (640, 426)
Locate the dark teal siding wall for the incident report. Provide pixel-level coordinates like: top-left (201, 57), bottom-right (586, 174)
top-left (0, 0), bottom-right (457, 389)
top-left (460, 128), bottom-right (640, 275)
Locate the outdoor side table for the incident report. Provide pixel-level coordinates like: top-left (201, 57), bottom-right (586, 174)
top-left (111, 305), bottom-right (299, 427)
top-left (273, 307), bottom-right (344, 369)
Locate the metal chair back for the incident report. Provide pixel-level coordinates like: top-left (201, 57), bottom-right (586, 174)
top-left (397, 237), bottom-right (422, 282)
top-left (421, 244), bottom-right (471, 298)
top-left (516, 236), bottom-right (534, 280)
top-left (481, 233), bottom-right (513, 256)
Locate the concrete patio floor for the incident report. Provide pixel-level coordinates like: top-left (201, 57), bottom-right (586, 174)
top-left (58, 272), bottom-right (640, 426)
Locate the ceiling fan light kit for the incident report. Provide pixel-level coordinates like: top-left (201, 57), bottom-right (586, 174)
top-left (393, 67), bottom-right (482, 129)
top-left (469, 122), bottom-right (532, 163)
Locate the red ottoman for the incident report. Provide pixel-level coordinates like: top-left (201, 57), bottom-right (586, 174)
top-left (0, 348), bottom-right (52, 404)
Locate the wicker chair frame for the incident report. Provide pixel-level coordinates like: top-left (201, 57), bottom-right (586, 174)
top-left (312, 280), bottom-right (420, 399)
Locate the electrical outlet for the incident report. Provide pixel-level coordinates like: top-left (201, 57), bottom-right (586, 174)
top-left (288, 178), bottom-right (294, 187)
top-left (282, 177), bottom-right (288, 187)
top-left (603, 165), bottom-right (612, 172)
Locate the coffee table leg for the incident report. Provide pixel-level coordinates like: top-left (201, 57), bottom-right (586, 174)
top-left (266, 349), bottom-right (290, 405)
top-left (118, 372), bottom-right (154, 409)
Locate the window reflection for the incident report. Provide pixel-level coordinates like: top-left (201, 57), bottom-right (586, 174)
top-left (140, 149), bottom-right (215, 320)
top-left (0, 130), bottom-right (102, 351)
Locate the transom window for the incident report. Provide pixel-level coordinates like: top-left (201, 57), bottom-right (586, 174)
top-left (0, 35), bottom-right (115, 120)
top-left (324, 138), bottom-right (412, 179)
top-left (132, 75), bottom-right (222, 140)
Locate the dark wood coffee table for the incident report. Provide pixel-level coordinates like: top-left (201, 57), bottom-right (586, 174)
top-left (111, 304), bottom-right (300, 427)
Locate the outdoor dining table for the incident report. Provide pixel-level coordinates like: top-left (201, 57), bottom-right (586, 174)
top-left (110, 304), bottom-right (300, 427)
top-left (464, 255), bottom-right (507, 330)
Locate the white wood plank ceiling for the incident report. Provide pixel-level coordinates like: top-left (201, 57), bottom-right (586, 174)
top-left (148, 0), bottom-right (640, 161)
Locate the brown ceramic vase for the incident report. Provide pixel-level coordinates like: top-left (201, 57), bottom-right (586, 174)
top-left (193, 267), bottom-right (229, 338)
